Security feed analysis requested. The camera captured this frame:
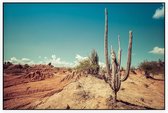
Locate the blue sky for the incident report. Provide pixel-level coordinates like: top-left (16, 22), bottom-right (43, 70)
top-left (4, 3), bottom-right (165, 67)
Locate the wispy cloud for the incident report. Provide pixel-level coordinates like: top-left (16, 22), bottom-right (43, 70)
top-left (73, 54), bottom-right (88, 66)
top-left (21, 58), bottom-right (31, 63)
top-left (6, 54), bottom-right (106, 68)
top-left (9, 57), bottom-right (18, 64)
top-left (41, 55), bottom-right (74, 67)
top-left (8, 57), bottom-right (34, 64)
top-left (51, 55), bottom-right (56, 59)
top-left (75, 54), bottom-right (88, 61)
top-left (152, 4), bottom-right (164, 19)
top-left (149, 46), bottom-right (164, 55)
top-left (43, 54), bottom-right (89, 67)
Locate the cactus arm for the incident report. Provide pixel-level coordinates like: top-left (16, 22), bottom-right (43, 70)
top-left (117, 35), bottom-right (122, 90)
top-left (121, 31), bottom-right (133, 82)
top-left (104, 8), bottom-right (111, 77)
top-left (118, 35), bottom-right (122, 71)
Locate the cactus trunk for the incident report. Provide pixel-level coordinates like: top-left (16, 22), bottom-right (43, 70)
top-left (112, 91), bottom-right (117, 108)
top-left (114, 91), bottom-right (117, 103)
top-left (111, 46), bottom-right (121, 103)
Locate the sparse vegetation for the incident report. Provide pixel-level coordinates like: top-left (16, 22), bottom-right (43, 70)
top-left (131, 66), bottom-right (136, 71)
top-left (4, 63), bottom-right (25, 75)
top-left (24, 64), bottom-right (30, 68)
top-left (75, 49), bottom-right (99, 75)
top-left (138, 60), bottom-right (164, 75)
top-left (48, 62), bottom-right (54, 68)
top-left (89, 49), bottom-right (100, 74)
top-left (3, 61), bottom-right (13, 69)
top-left (130, 66), bottom-right (137, 74)
top-left (75, 58), bottom-right (90, 72)
top-left (48, 62), bottom-right (52, 66)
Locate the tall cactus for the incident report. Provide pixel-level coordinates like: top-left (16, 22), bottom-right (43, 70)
top-left (104, 8), bottom-right (111, 78)
top-left (103, 8), bottom-right (133, 104)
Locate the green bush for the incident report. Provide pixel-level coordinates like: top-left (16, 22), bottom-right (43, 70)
top-left (75, 58), bottom-right (91, 72)
top-left (89, 49), bottom-right (99, 74)
top-left (75, 49), bottom-right (100, 75)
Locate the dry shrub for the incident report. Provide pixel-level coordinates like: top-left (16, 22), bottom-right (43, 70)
top-left (75, 49), bottom-right (99, 75)
top-left (138, 60), bottom-right (164, 75)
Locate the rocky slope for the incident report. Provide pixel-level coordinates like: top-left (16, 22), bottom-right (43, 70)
top-left (3, 64), bottom-right (164, 109)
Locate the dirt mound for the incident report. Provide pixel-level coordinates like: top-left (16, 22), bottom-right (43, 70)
top-left (4, 64), bottom-right (28, 75)
top-left (60, 70), bottom-right (88, 82)
top-left (3, 64), bottom-right (70, 89)
top-left (3, 68), bottom-right (71, 109)
top-left (24, 70), bottom-right (54, 82)
top-left (27, 75), bottom-right (162, 109)
top-left (28, 75), bottom-right (113, 109)
top-left (4, 64), bottom-right (62, 83)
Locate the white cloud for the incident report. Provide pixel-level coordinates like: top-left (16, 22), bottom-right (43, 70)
top-left (8, 57), bottom-right (34, 64)
top-left (74, 54), bottom-right (88, 66)
top-left (153, 4), bottom-right (164, 19)
top-left (75, 54), bottom-right (88, 61)
top-left (21, 58), bottom-right (31, 62)
top-left (99, 61), bottom-right (105, 68)
top-left (149, 46), bottom-right (164, 55)
top-left (7, 55), bottom-right (73, 67)
top-left (7, 54), bottom-right (102, 68)
top-left (51, 55), bottom-right (56, 60)
top-left (42, 55), bottom-right (74, 67)
top-left (10, 57), bottom-right (18, 63)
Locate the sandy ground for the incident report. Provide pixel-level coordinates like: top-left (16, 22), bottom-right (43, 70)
top-left (3, 70), bottom-right (164, 109)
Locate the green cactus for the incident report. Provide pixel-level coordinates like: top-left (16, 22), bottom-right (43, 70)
top-left (104, 8), bottom-right (133, 104)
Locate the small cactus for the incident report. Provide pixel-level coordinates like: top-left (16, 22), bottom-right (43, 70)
top-left (104, 8), bottom-right (133, 104)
